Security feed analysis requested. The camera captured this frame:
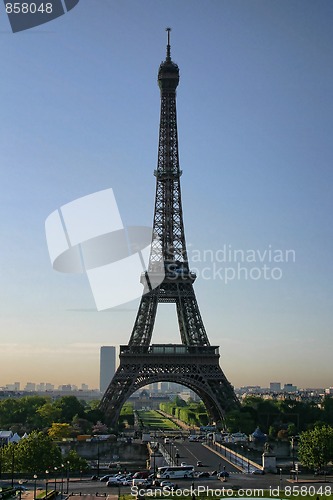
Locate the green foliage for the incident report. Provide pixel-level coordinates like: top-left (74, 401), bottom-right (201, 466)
top-left (160, 400), bottom-right (209, 428)
top-left (0, 396), bottom-right (49, 430)
top-left (224, 409), bottom-right (256, 434)
top-left (54, 396), bottom-right (85, 423)
top-left (72, 416), bottom-right (93, 435)
top-left (64, 449), bottom-right (89, 472)
top-left (298, 424), bottom-right (333, 470)
top-left (137, 410), bottom-right (180, 429)
top-left (118, 403), bottom-right (134, 428)
top-left (1, 431), bottom-right (61, 474)
top-left (37, 403), bottom-right (62, 427)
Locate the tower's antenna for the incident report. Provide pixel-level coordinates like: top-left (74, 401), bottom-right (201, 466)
top-left (166, 27), bottom-right (171, 61)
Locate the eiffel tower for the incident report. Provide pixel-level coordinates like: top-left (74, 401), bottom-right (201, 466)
top-left (100, 29), bottom-right (239, 427)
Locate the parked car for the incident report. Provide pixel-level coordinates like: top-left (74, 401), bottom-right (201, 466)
top-left (100, 475), bottom-right (113, 482)
top-left (196, 461), bottom-right (203, 467)
top-left (106, 478), bottom-right (123, 487)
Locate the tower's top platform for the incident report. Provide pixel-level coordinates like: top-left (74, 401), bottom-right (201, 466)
top-left (158, 27), bottom-right (179, 91)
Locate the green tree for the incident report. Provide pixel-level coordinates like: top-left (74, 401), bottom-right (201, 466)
top-left (1, 431), bottom-right (61, 474)
top-left (225, 409), bottom-right (255, 435)
top-left (37, 403), bottom-right (62, 427)
top-left (54, 396), bottom-right (85, 423)
top-left (64, 450), bottom-right (88, 473)
top-left (298, 425), bottom-right (333, 471)
top-left (322, 397), bottom-right (333, 426)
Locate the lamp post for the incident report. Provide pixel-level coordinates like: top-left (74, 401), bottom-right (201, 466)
top-left (33, 474), bottom-right (38, 500)
top-left (279, 468), bottom-right (282, 492)
top-left (60, 464), bottom-right (64, 496)
top-left (54, 467), bottom-right (57, 495)
top-left (11, 445), bottom-right (15, 488)
top-left (66, 461), bottom-right (70, 494)
top-left (45, 470), bottom-right (49, 497)
top-left (97, 437), bottom-right (100, 479)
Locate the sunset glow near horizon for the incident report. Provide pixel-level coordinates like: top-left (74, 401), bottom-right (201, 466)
top-left (1, 1), bottom-right (332, 390)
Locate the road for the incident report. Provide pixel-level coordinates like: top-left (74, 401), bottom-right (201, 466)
top-left (163, 439), bottom-right (241, 474)
top-left (3, 440), bottom-right (332, 497)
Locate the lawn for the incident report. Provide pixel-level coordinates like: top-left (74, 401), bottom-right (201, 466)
top-left (137, 409), bottom-right (180, 430)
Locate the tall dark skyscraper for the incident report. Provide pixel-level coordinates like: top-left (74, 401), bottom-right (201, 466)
top-left (100, 346), bottom-right (116, 393)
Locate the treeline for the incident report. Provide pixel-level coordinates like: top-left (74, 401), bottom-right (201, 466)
top-left (160, 397), bottom-right (209, 427)
top-left (0, 395), bottom-right (104, 434)
top-left (0, 431), bottom-right (88, 474)
top-left (225, 396), bottom-right (333, 436)
top-left (159, 395), bottom-right (333, 437)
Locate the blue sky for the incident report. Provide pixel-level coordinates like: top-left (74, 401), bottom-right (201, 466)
top-left (0, 0), bottom-right (332, 389)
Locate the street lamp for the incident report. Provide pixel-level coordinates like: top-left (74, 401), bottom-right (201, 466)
top-left (33, 474), bottom-right (38, 500)
top-left (45, 470), bottom-right (49, 497)
top-left (60, 464), bottom-right (64, 496)
top-left (97, 437), bottom-right (100, 478)
top-left (66, 461), bottom-right (70, 494)
top-left (279, 468), bottom-right (282, 492)
top-left (11, 445), bottom-right (15, 488)
top-left (54, 467), bottom-right (58, 495)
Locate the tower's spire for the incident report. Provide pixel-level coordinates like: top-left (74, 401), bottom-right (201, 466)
top-left (166, 27), bottom-right (171, 61)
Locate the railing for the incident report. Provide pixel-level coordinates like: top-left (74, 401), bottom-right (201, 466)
top-left (120, 345), bottom-right (219, 356)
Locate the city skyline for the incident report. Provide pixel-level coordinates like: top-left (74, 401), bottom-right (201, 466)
top-left (1, 1), bottom-right (332, 389)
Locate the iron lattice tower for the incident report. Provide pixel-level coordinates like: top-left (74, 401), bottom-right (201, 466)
top-left (100, 29), bottom-right (239, 427)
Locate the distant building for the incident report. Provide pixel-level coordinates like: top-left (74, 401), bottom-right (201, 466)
top-left (270, 382), bottom-right (281, 392)
top-left (100, 346), bottom-right (116, 394)
top-left (5, 382), bottom-right (20, 391)
top-left (59, 384), bottom-right (72, 392)
top-left (284, 383), bottom-right (297, 393)
top-left (24, 382), bottom-right (36, 392)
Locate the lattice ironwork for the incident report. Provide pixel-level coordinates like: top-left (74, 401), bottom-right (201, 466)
top-left (100, 30), bottom-right (239, 427)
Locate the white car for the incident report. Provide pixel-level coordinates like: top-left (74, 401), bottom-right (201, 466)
top-left (160, 481), bottom-right (175, 490)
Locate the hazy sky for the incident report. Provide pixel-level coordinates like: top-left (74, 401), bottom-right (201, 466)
top-left (1, 0), bottom-right (332, 390)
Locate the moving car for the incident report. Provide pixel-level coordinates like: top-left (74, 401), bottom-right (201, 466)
top-left (160, 481), bottom-right (175, 490)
